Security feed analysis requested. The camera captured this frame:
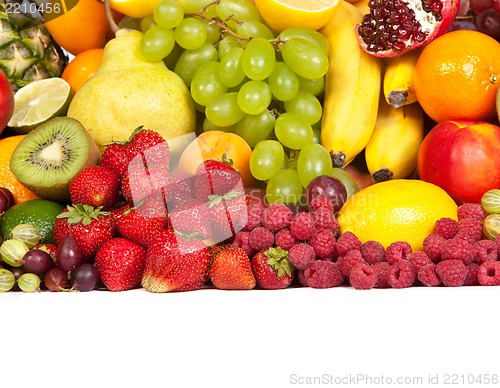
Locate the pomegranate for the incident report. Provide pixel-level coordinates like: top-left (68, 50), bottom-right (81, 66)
top-left (356, 0), bottom-right (460, 57)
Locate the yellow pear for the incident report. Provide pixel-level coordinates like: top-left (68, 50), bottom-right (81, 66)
top-left (67, 29), bottom-right (196, 153)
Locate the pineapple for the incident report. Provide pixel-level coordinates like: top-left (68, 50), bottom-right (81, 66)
top-left (0, 1), bottom-right (67, 91)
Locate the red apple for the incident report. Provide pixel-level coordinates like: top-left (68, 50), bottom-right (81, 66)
top-left (0, 70), bottom-right (14, 135)
top-left (418, 120), bottom-right (500, 204)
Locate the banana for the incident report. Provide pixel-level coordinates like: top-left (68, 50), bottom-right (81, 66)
top-left (351, 0), bottom-right (370, 15)
top-left (383, 48), bottom-right (422, 108)
top-left (320, 1), bottom-right (382, 168)
top-left (365, 97), bottom-right (424, 182)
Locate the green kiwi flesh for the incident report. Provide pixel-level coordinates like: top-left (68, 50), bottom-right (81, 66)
top-left (9, 117), bottom-right (100, 203)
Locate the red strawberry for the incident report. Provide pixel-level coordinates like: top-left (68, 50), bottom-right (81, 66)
top-left (168, 199), bottom-right (212, 240)
top-left (208, 190), bottom-right (248, 243)
top-left (194, 156), bottom-right (243, 202)
top-left (141, 229), bottom-right (211, 292)
top-left (251, 247), bottom-right (295, 289)
top-left (163, 171), bottom-right (195, 210)
top-left (69, 166), bottom-right (119, 210)
top-left (94, 237), bottom-right (146, 291)
top-left (53, 204), bottom-right (115, 262)
top-left (32, 243), bottom-right (58, 261)
top-left (121, 164), bottom-right (169, 204)
top-left (209, 247), bottom-right (256, 290)
top-left (100, 143), bottom-right (130, 181)
top-left (125, 127), bottom-right (168, 168)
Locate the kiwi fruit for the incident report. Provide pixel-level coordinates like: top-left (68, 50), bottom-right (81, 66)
top-left (9, 117), bottom-right (100, 203)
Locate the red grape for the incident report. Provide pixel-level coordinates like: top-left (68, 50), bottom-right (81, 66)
top-left (449, 19), bottom-right (478, 31)
top-left (475, 8), bottom-right (500, 39)
top-left (306, 175), bottom-right (348, 212)
top-left (56, 235), bottom-right (82, 272)
top-left (70, 263), bottom-right (99, 291)
top-left (44, 267), bottom-right (69, 292)
top-left (493, 0), bottom-right (500, 13)
top-left (0, 187), bottom-right (14, 215)
top-left (470, 0), bottom-right (492, 14)
top-left (22, 249), bottom-right (54, 275)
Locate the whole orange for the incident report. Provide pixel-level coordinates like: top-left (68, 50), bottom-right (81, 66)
top-left (62, 48), bottom-right (104, 94)
top-left (414, 30), bottom-right (500, 123)
top-left (0, 135), bottom-right (41, 204)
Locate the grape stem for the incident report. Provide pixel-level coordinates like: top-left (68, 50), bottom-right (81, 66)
top-left (186, 11), bottom-right (251, 42)
top-left (103, 0), bottom-right (120, 35)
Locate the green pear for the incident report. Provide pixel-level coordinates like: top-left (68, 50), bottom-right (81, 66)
top-left (67, 29), bottom-right (196, 153)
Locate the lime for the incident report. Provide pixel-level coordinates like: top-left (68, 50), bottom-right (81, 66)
top-left (7, 78), bottom-right (73, 134)
top-left (0, 199), bottom-right (65, 244)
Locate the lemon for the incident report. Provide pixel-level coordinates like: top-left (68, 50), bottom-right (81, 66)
top-left (337, 179), bottom-right (458, 251)
top-left (109, 0), bottom-right (162, 18)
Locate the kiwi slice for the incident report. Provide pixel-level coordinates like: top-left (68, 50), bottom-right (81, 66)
top-left (9, 117), bottom-right (100, 203)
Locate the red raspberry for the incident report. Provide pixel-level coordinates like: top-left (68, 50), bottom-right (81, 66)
top-left (477, 260), bottom-right (500, 286)
top-left (423, 233), bottom-right (446, 262)
top-left (440, 238), bottom-right (474, 265)
top-left (360, 240), bottom-right (385, 265)
top-left (465, 263), bottom-right (480, 286)
top-left (349, 263), bottom-right (376, 290)
top-left (289, 211), bottom-right (316, 241)
top-left (338, 249), bottom-right (366, 277)
top-left (457, 203), bottom-right (486, 222)
top-left (409, 251), bottom-right (433, 273)
top-left (418, 264), bottom-right (441, 287)
top-left (245, 203), bottom-right (265, 231)
top-left (298, 269), bottom-right (309, 287)
top-left (436, 259), bottom-right (467, 287)
top-left (261, 203), bottom-right (292, 231)
top-left (232, 231), bottom-right (256, 258)
top-left (434, 217), bottom-right (459, 239)
top-left (454, 228), bottom-right (480, 244)
top-left (303, 260), bottom-right (344, 288)
top-left (384, 241), bottom-right (412, 265)
top-left (311, 207), bottom-right (339, 232)
top-left (496, 234), bottom-right (500, 252)
top-left (372, 262), bottom-right (391, 288)
top-left (308, 195), bottom-right (334, 212)
top-left (248, 227), bottom-right (274, 251)
top-left (309, 229), bottom-right (336, 259)
top-left (458, 218), bottom-right (483, 242)
top-left (387, 261), bottom-right (416, 288)
top-left (335, 231), bottom-right (362, 257)
top-left (288, 243), bottom-right (316, 269)
top-left (274, 228), bottom-right (298, 250)
top-left (473, 239), bottom-right (498, 264)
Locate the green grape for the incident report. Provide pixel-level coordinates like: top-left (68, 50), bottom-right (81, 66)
top-left (205, 92), bottom-right (245, 127)
top-left (298, 76), bottom-right (325, 96)
top-left (241, 37), bottom-right (276, 81)
top-left (141, 15), bottom-right (157, 32)
top-left (236, 20), bottom-right (274, 40)
top-left (203, 118), bottom-right (236, 133)
top-left (163, 44), bottom-right (183, 70)
top-left (0, 239), bottom-right (29, 267)
top-left (266, 168), bottom-right (304, 205)
top-left (312, 127), bottom-right (321, 144)
top-left (219, 47), bottom-right (246, 88)
top-left (235, 110), bottom-right (276, 147)
top-left (9, 224), bottom-right (40, 249)
top-left (177, 0), bottom-right (217, 17)
top-left (281, 38), bottom-right (329, 80)
top-left (237, 80), bottom-right (272, 115)
top-left (278, 27), bottom-right (330, 56)
top-left (174, 17), bottom-right (208, 50)
top-left (274, 112), bottom-right (313, 150)
top-left (154, 0), bottom-right (184, 29)
top-left (191, 61), bottom-right (228, 106)
top-left (218, 36), bottom-right (241, 58)
top-left (200, 19), bottom-right (221, 44)
top-left (296, 143), bottom-right (333, 188)
top-left (250, 140), bottom-right (285, 181)
top-left (174, 42), bottom-right (218, 86)
top-left (141, 25), bottom-right (175, 62)
top-left (119, 16), bottom-right (142, 31)
top-left (330, 168), bottom-right (359, 199)
top-left (17, 273), bottom-right (41, 293)
top-left (0, 268), bottom-right (15, 292)
top-left (268, 61), bottom-right (299, 102)
top-left (284, 91), bottom-right (323, 125)
top-left (216, 0), bottom-right (261, 31)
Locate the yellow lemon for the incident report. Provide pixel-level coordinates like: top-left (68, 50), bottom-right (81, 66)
top-left (109, 0), bottom-right (162, 18)
top-left (337, 179), bottom-right (458, 251)
top-left (254, 0), bottom-right (341, 33)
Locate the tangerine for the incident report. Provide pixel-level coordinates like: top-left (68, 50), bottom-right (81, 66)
top-left (61, 48), bottom-right (104, 94)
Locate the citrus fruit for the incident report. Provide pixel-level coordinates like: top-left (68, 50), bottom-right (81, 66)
top-left (254, 0), bottom-right (341, 32)
top-left (109, 0), bottom-right (162, 18)
top-left (7, 78), bottom-right (73, 134)
top-left (337, 179), bottom-right (458, 251)
top-left (0, 199), bottom-right (64, 244)
top-left (414, 30), bottom-right (500, 123)
top-left (62, 48), bottom-right (104, 94)
top-left (0, 135), bottom-right (41, 204)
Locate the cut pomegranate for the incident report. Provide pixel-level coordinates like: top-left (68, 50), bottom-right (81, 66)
top-left (356, 0), bottom-right (460, 57)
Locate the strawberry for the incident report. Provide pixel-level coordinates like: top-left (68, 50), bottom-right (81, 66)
top-left (53, 204), bottom-right (115, 262)
top-left (163, 171), bottom-right (195, 210)
top-left (121, 164), bottom-right (169, 204)
top-left (94, 237), bottom-right (146, 291)
top-left (125, 127), bottom-right (166, 161)
top-left (194, 156), bottom-right (244, 202)
top-left (69, 166), bottom-right (119, 210)
top-left (208, 190), bottom-right (248, 243)
top-left (168, 199), bottom-right (212, 240)
top-left (141, 229), bottom-right (211, 292)
top-left (100, 143), bottom-right (130, 181)
top-left (209, 247), bottom-right (256, 290)
top-left (251, 247), bottom-right (295, 289)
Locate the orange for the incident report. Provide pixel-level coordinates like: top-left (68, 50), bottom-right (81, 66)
top-left (0, 135), bottom-right (41, 204)
top-left (61, 48), bottom-right (104, 94)
top-left (414, 30), bottom-right (500, 123)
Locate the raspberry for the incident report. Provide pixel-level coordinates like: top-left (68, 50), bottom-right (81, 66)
top-left (338, 249), bottom-right (366, 277)
top-left (311, 207), bottom-right (339, 232)
top-left (458, 218), bottom-right (483, 242)
top-left (261, 203), bottom-right (292, 231)
top-left (288, 243), bottom-right (316, 269)
top-left (245, 203), bottom-right (265, 231)
top-left (360, 240), bottom-right (385, 265)
top-left (436, 259), bottom-right (467, 287)
top-left (289, 211), bottom-right (316, 241)
top-left (349, 263), bottom-right (377, 290)
top-left (457, 203), bottom-right (486, 222)
top-left (372, 262), bottom-right (391, 288)
top-left (308, 195), bottom-right (334, 212)
top-left (387, 261), bottom-right (416, 288)
top-left (464, 263), bottom-right (480, 286)
top-left (477, 260), bottom-right (500, 286)
top-left (248, 227), bottom-right (274, 251)
top-left (440, 238), bottom-right (474, 265)
top-left (418, 264), bottom-right (441, 287)
top-left (473, 239), bottom-right (498, 264)
top-left (454, 228), bottom-right (480, 245)
top-left (232, 231), bottom-right (256, 258)
top-left (384, 241), bottom-right (412, 265)
top-left (423, 233), bottom-right (446, 262)
top-left (408, 251), bottom-right (432, 273)
top-left (335, 231), bottom-right (362, 257)
top-left (298, 269), bottom-right (309, 287)
top-left (309, 229), bottom-right (336, 259)
top-left (274, 228), bottom-right (298, 250)
top-left (434, 217), bottom-right (459, 239)
top-left (303, 260), bottom-right (344, 288)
